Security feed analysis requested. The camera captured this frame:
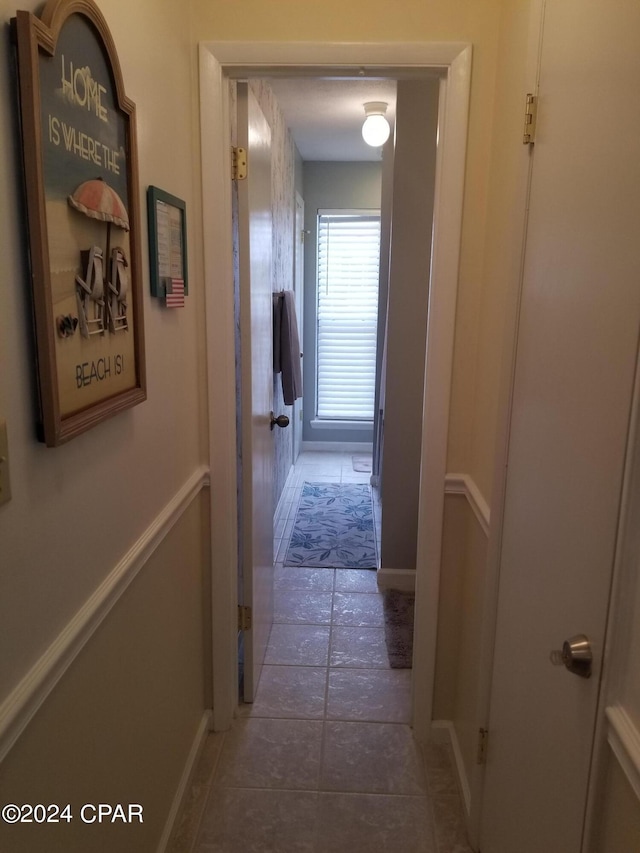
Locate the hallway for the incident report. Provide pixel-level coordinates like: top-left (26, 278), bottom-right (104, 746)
top-left (170, 452), bottom-right (470, 853)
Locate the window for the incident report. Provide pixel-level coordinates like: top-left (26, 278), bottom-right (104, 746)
top-left (316, 211), bottom-right (381, 422)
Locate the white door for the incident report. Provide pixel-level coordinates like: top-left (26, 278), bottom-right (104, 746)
top-left (481, 2), bottom-right (640, 851)
top-left (292, 192), bottom-right (304, 463)
top-left (237, 83), bottom-right (274, 703)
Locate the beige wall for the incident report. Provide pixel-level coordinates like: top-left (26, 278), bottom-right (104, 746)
top-left (0, 0), bottom-right (205, 705)
top-left (433, 492), bottom-right (488, 784)
top-left (0, 496), bottom-right (208, 852)
top-left (468, 0), bottom-right (540, 503)
top-left (453, 504), bottom-right (489, 785)
top-left (0, 0), bottom-right (210, 849)
top-left (433, 495), bottom-right (469, 721)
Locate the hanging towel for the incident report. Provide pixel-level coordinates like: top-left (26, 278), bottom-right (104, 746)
top-left (273, 290), bottom-right (303, 405)
top-left (273, 293), bottom-right (283, 373)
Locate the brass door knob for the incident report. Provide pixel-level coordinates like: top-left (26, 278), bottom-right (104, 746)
top-left (270, 412), bottom-right (290, 430)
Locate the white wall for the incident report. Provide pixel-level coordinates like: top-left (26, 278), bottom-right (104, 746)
top-left (0, 1), bottom-right (210, 849)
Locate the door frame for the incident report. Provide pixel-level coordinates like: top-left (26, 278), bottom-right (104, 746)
top-left (199, 41), bottom-right (472, 731)
top-left (236, 82), bottom-right (275, 704)
top-left (466, 2), bottom-right (546, 845)
top-left (292, 190), bottom-right (304, 466)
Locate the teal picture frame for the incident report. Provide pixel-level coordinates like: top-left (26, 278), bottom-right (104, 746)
top-left (147, 186), bottom-right (188, 298)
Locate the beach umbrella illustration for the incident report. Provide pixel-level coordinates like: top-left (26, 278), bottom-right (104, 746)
top-left (68, 177), bottom-right (130, 272)
top-left (68, 177), bottom-right (129, 235)
top-left (68, 178), bottom-right (130, 337)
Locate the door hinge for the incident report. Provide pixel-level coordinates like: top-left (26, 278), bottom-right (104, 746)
top-left (523, 93), bottom-right (537, 144)
top-left (237, 605), bottom-right (252, 631)
top-left (477, 727), bottom-right (489, 765)
top-left (232, 146), bottom-right (247, 181)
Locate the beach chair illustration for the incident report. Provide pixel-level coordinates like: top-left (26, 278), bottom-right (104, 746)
top-left (75, 246), bottom-right (106, 337)
top-left (107, 247), bottom-right (129, 333)
top-left (68, 178), bottom-right (131, 337)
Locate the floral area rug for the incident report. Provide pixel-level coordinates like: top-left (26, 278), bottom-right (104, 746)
top-left (284, 482), bottom-right (378, 569)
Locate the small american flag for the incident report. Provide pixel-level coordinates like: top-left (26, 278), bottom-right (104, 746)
top-left (166, 278), bottom-right (185, 308)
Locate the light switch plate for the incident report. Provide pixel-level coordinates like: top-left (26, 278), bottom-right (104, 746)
top-left (0, 420), bottom-right (11, 506)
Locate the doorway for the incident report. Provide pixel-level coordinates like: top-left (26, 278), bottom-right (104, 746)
top-left (199, 41), bottom-right (472, 738)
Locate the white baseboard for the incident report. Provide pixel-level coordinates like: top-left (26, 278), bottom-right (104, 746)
top-left (156, 709), bottom-right (212, 853)
top-left (0, 467), bottom-right (210, 764)
top-left (301, 440), bottom-right (373, 453)
top-left (310, 419), bottom-right (373, 431)
top-left (431, 720), bottom-right (471, 816)
top-left (376, 567), bottom-right (416, 592)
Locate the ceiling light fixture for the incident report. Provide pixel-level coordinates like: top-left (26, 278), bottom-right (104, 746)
top-left (361, 101), bottom-right (391, 147)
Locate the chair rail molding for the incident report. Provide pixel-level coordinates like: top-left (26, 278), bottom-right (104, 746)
top-left (0, 466), bottom-right (210, 764)
top-left (606, 705), bottom-right (640, 802)
top-left (445, 472), bottom-right (491, 536)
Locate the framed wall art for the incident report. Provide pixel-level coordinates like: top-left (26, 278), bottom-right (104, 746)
top-left (12, 0), bottom-right (146, 447)
top-left (147, 185), bottom-right (188, 304)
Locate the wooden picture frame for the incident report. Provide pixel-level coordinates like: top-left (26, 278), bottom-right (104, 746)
top-left (12, 0), bottom-right (146, 447)
top-left (147, 186), bottom-right (189, 299)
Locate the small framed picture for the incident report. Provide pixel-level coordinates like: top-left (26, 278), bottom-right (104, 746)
top-left (147, 186), bottom-right (189, 300)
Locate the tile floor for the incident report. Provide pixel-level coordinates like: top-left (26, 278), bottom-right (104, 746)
top-left (170, 452), bottom-right (472, 853)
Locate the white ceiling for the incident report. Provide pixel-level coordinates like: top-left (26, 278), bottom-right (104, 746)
top-left (266, 77), bottom-right (397, 162)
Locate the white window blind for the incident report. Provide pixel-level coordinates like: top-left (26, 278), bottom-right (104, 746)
top-left (316, 212), bottom-right (381, 421)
